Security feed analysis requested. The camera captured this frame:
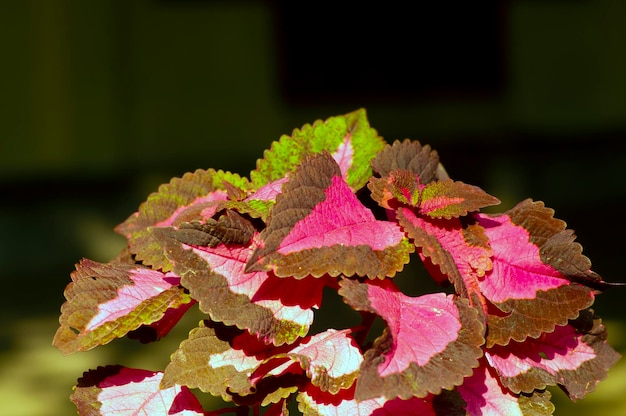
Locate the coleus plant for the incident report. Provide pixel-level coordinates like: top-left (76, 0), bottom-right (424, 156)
top-left (54, 109), bottom-right (621, 415)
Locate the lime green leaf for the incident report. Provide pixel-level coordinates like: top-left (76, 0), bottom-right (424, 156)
top-left (251, 109), bottom-right (385, 191)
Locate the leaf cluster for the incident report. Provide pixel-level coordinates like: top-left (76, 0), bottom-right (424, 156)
top-left (54, 109), bottom-right (621, 415)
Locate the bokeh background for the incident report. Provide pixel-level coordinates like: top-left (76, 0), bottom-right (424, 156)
top-left (1, 1), bottom-right (625, 415)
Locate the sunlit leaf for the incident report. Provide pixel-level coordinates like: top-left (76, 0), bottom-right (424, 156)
top-left (151, 227), bottom-right (329, 345)
top-left (53, 259), bottom-right (192, 354)
top-left (248, 152), bottom-right (413, 279)
top-left (339, 278), bottom-right (484, 400)
top-left (251, 108), bottom-right (385, 190)
top-left (72, 366), bottom-right (204, 415)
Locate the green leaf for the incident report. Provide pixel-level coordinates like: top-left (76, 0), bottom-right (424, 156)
top-left (251, 109), bottom-right (385, 191)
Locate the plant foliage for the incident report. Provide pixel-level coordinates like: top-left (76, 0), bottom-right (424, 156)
top-left (54, 109), bottom-right (621, 415)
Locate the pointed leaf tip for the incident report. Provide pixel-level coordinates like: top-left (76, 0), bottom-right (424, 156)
top-left (250, 152), bottom-right (412, 279)
top-left (251, 109), bottom-right (385, 191)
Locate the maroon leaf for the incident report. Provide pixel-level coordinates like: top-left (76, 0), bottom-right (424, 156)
top-left (370, 139), bottom-right (442, 184)
top-left (369, 172), bottom-right (499, 218)
top-left (248, 152), bottom-right (413, 279)
top-left (339, 278), bottom-right (484, 400)
top-left (368, 169), bottom-right (421, 209)
top-left (72, 366), bottom-right (204, 416)
top-left (53, 259), bottom-right (192, 354)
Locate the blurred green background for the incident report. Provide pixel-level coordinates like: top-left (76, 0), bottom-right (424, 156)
top-left (1, 1), bottom-right (625, 415)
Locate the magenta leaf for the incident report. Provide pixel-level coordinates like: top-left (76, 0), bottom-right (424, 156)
top-left (72, 366), bottom-right (204, 415)
top-left (247, 152), bottom-right (413, 279)
top-left (474, 200), bottom-right (604, 346)
top-left (339, 278), bottom-right (484, 401)
top-left (457, 359), bottom-right (555, 416)
top-left (115, 169), bottom-right (250, 271)
top-left (485, 309), bottom-right (621, 400)
top-left (151, 227), bottom-right (329, 345)
top-left (53, 259), bottom-right (192, 354)
top-left (396, 208), bottom-right (493, 303)
top-left (397, 199), bottom-right (607, 348)
top-left (251, 108), bottom-right (385, 191)
top-left (54, 110), bottom-right (621, 416)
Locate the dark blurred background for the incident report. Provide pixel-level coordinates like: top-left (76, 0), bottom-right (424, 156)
top-left (1, 1), bottom-right (625, 415)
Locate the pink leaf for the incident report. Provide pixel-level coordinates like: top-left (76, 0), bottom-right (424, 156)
top-left (253, 329), bottom-right (363, 394)
top-left (486, 310), bottom-right (621, 400)
top-left (151, 228), bottom-right (329, 345)
top-left (474, 202), bottom-right (601, 346)
top-left (72, 366), bottom-right (204, 416)
top-left (457, 359), bottom-right (555, 416)
top-left (53, 259), bottom-right (192, 354)
top-left (339, 279), bottom-right (484, 400)
top-left (396, 208), bottom-right (493, 303)
top-left (398, 200), bottom-right (604, 347)
top-left (297, 384), bottom-right (462, 416)
top-left (248, 152), bottom-right (413, 279)
top-left (331, 134), bottom-right (355, 179)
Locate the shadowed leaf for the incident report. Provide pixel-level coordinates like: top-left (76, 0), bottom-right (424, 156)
top-left (115, 169), bottom-right (250, 271)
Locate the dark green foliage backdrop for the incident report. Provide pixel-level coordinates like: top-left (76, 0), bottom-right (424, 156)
top-left (1, 1), bottom-right (625, 415)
